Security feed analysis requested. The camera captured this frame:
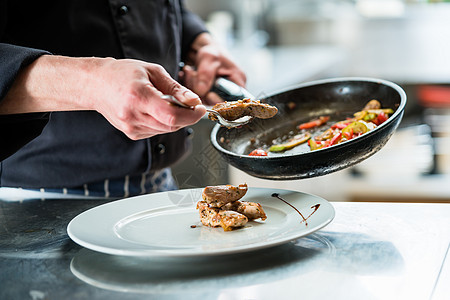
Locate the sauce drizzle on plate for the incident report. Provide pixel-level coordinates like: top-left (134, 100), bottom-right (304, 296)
top-left (271, 193), bottom-right (320, 226)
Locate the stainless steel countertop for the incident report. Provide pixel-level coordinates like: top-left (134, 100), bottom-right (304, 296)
top-left (1, 198), bottom-right (449, 300)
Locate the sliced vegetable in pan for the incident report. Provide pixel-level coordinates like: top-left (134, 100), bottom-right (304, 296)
top-left (247, 99), bottom-right (393, 155)
top-left (306, 99), bottom-right (390, 151)
top-left (248, 149), bottom-right (268, 156)
top-left (269, 132), bottom-right (311, 153)
top-left (298, 116), bottom-right (329, 130)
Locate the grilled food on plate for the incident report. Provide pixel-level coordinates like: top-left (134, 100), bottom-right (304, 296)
top-left (197, 184), bottom-right (266, 231)
top-left (202, 183), bottom-right (248, 208)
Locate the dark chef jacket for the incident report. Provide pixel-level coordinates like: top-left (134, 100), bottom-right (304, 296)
top-left (0, 0), bottom-right (207, 188)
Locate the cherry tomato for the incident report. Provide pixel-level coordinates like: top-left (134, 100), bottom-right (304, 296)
top-left (249, 149), bottom-right (268, 156)
top-left (376, 112), bottom-right (389, 125)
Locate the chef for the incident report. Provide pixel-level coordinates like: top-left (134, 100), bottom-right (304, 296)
top-left (0, 0), bottom-right (246, 198)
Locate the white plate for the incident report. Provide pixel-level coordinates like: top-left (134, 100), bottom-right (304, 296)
top-left (67, 187), bottom-right (335, 257)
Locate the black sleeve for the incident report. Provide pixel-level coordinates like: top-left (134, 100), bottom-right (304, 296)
top-left (180, 1), bottom-right (208, 59)
top-left (0, 43), bottom-right (51, 161)
top-left (0, 43), bottom-right (50, 100)
top-left (0, 113), bottom-right (50, 161)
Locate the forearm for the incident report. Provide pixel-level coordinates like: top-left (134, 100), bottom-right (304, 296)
top-left (0, 55), bottom-right (102, 115)
top-left (1, 53), bottom-right (206, 140)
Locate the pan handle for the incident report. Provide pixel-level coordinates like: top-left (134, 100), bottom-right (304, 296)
top-left (211, 78), bottom-right (255, 101)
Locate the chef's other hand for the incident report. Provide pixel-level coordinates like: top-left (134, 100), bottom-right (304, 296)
top-left (91, 58), bottom-right (206, 140)
top-left (180, 33), bottom-right (246, 105)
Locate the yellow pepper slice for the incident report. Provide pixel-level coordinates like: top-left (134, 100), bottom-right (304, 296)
top-left (342, 121), bottom-right (368, 136)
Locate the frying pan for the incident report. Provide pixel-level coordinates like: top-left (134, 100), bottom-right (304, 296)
top-left (210, 77), bottom-right (407, 180)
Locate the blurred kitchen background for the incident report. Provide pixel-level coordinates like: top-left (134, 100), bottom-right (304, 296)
top-left (173, 0), bottom-right (450, 202)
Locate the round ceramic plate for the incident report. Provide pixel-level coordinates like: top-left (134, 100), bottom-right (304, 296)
top-left (67, 187), bottom-right (335, 257)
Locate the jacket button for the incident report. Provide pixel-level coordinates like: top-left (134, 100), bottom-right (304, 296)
top-left (186, 127), bottom-right (194, 137)
top-left (118, 5), bottom-right (129, 16)
top-left (157, 144), bottom-right (166, 154)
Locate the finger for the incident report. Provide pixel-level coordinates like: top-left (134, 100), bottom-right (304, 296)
top-left (214, 62), bottom-right (247, 88)
top-left (203, 92), bottom-right (224, 106)
top-left (146, 64), bottom-right (201, 107)
top-left (180, 66), bottom-right (218, 106)
top-left (225, 70), bottom-right (247, 88)
top-left (173, 89), bottom-right (202, 107)
top-left (195, 55), bottom-right (220, 97)
top-left (180, 65), bottom-right (197, 91)
top-left (122, 77), bottom-right (205, 129)
top-left (108, 112), bottom-right (170, 140)
top-left (138, 112), bottom-right (183, 133)
top-left (123, 110), bottom-right (193, 140)
top-left (144, 93), bottom-right (206, 127)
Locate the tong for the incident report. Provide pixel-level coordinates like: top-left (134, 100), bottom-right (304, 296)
top-left (161, 78), bottom-right (256, 128)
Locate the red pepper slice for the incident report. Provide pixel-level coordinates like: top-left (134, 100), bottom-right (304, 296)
top-left (298, 116), bottom-right (330, 130)
top-left (331, 122), bottom-right (350, 129)
top-left (323, 141), bottom-right (331, 148)
top-left (343, 131), bottom-right (352, 140)
top-left (329, 132), bottom-right (342, 146)
top-left (249, 149), bottom-right (268, 156)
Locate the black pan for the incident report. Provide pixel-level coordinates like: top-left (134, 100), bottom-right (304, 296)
top-left (210, 77), bottom-right (407, 180)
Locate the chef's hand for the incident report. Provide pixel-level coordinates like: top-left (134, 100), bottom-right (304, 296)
top-left (0, 55), bottom-right (206, 140)
top-left (180, 33), bottom-right (247, 105)
top-left (90, 58), bottom-right (206, 140)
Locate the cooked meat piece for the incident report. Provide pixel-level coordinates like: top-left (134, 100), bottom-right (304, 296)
top-left (219, 210), bottom-right (248, 231)
top-left (197, 201), bottom-right (221, 227)
top-left (196, 201), bottom-right (248, 231)
top-left (222, 201), bottom-right (267, 221)
top-left (235, 201), bottom-right (267, 221)
top-left (202, 183), bottom-right (248, 208)
top-left (197, 183), bottom-right (267, 231)
top-left (208, 99), bottom-right (278, 121)
top-left (220, 201), bottom-right (239, 211)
